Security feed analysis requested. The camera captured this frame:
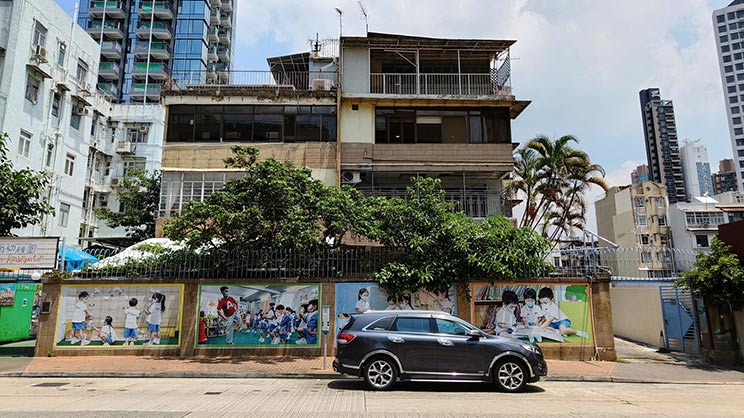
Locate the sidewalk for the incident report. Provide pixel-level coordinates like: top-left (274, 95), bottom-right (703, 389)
top-left (1, 355), bottom-right (743, 384)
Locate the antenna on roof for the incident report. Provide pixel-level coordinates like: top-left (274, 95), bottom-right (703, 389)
top-left (358, 1), bottom-right (369, 35)
top-left (334, 8), bottom-right (343, 39)
top-left (312, 33), bottom-right (321, 57)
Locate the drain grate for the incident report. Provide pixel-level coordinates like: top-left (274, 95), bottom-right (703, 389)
top-left (33, 382), bottom-right (69, 388)
top-left (204, 391), bottom-right (222, 395)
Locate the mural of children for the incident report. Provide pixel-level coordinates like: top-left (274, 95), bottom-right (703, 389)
top-left (435, 290), bottom-right (454, 314)
top-left (355, 288), bottom-right (370, 313)
top-left (385, 296), bottom-right (398, 310)
top-left (144, 292), bottom-right (165, 345)
top-left (538, 287), bottom-right (583, 337)
top-left (495, 290), bottom-right (519, 337)
top-left (398, 294), bottom-right (413, 310)
top-left (216, 286), bottom-right (238, 345)
top-left (98, 316), bottom-right (118, 346)
top-left (520, 288), bottom-right (543, 343)
top-left (70, 291), bottom-right (91, 346)
top-left (123, 298), bottom-right (140, 346)
top-left (305, 299), bottom-right (318, 345)
top-left (198, 311), bottom-right (208, 344)
top-left (295, 304), bottom-right (308, 344)
top-left (278, 305), bottom-right (293, 344)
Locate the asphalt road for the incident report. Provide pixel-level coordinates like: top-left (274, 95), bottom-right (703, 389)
top-left (0, 377), bottom-right (740, 417)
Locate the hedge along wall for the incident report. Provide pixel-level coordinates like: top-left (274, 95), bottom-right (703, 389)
top-left (36, 274), bottom-right (615, 361)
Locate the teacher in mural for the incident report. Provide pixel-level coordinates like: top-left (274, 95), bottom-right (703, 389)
top-left (217, 286), bottom-right (239, 345)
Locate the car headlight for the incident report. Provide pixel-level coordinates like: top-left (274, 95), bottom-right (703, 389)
top-left (520, 343), bottom-right (540, 354)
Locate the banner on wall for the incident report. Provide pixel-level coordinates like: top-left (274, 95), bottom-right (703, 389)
top-left (196, 284), bottom-right (321, 348)
top-left (471, 283), bottom-right (594, 344)
top-left (55, 284), bottom-right (184, 348)
top-left (0, 283), bottom-right (16, 307)
top-left (335, 283), bottom-right (457, 335)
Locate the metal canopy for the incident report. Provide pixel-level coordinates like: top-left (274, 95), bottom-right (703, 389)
top-left (341, 32), bottom-right (515, 53)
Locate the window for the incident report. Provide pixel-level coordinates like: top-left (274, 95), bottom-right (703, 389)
top-left (724, 55), bottom-right (732, 62)
top-left (434, 318), bottom-right (470, 336)
top-left (732, 106), bottom-right (740, 114)
top-left (58, 203), bottom-right (70, 227)
top-left (696, 235), bottom-right (709, 248)
top-left (64, 153), bottom-right (75, 176)
top-left (735, 117), bottom-right (743, 125)
top-left (57, 44), bottom-right (66, 67)
top-left (45, 144), bottom-right (53, 167)
top-left (640, 234), bottom-right (649, 245)
top-left (718, 14), bottom-right (726, 23)
top-left (729, 12), bottom-right (736, 19)
top-left (70, 104), bottom-right (82, 130)
top-left (721, 35), bottom-right (729, 43)
top-left (641, 251), bottom-right (652, 263)
top-left (660, 234), bottom-right (670, 246)
top-left (366, 316), bottom-right (395, 331)
top-left (737, 63), bottom-right (744, 70)
top-left (729, 86), bottom-right (737, 93)
top-left (635, 196), bottom-right (644, 207)
top-left (637, 215), bottom-right (647, 226)
top-left (658, 215), bottom-right (667, 226)
top-left (393, 317), bottom-right (431, 333)
top-left (17, 131), bottom-right (32, 158)
top-left (52, 92), bottom-right (60, 117)
top-left (122, 159), bottom-right (146, 176)
top-left (127, 126), bottom-right (149, 143)
top-left (723, 45), bottom-right (731, 53)
top-left (736, 128), bottom-right (743, 135)
top-left (720, 25), bottom-right (727, 33)
top-left (25, 73), bottom-right (40, 103)
top-left (76, 59), bottom-right (88, 83)
top-left (726, 65), bottom-right (734, 73)
top-left (727, 75), bottom-right (735, 83)
top-left (656, 197), bottom-right (664, 208)
top-left (732, 96), bottom-right (740, 104)
top-left (32, 21), bottom-right (47, 47)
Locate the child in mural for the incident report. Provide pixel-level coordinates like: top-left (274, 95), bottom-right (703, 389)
top-left (98, 316), bottom-right (118, 346)
top-left (198, 311), bottom-right (208, 344)
top-left (520, 288), bottom-right (543, 343)
top-left (278, 305), bottom-right (293, 344)
top-left (123, 298), bottom-right (140, 346)
top-left (304, 299), bottom-right (319, 345)
top-left (144, 292), bottom-right (166, 345)
top-left (537, 287), bottom-right (587, 338)
top-left (217, 286), bottom-right (239, 345)
top-left (295, 304), bottom-right (308, 344)
top-left (70, 291), bottom-right (91, 345)
top-left (495, 290), bottom-right (520, 337)
top-left (252, 311), bottom-right (262, 334)
top-left (271, 305), bottom-right (286, 344)
top-left (385, 296), bottom-right (398, 310)
top-left (355, 288), bottom-right (370, 313)
top-left (398, 294), bottom-right (413, 310)
top-left (435, 290), bottom-right (454, 314)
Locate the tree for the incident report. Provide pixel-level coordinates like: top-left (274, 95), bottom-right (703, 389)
top-left (164, 146), bottom-right (369, 253)
top-left (0, 132), bottom-right (54, 236)
top-left (509, 135), bottom-right (608, 242)
top-left (369, 177), bottom-right (549, 296)
top-left (95, 168), bottom-right (160, 241)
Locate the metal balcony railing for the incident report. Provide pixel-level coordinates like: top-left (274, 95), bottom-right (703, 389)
top-left (366, 73), bottom-right (512, 96)
top-left (355, 186), bottom-right (502, 218)
top-left (167, 70), bottom-right (338, 91)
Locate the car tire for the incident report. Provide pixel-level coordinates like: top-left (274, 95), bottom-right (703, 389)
top-left (492, 357), bottom-right (528, 393)
top-left (363, 356), bottom-right (398, 391)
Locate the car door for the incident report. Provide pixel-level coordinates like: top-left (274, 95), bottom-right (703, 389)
top-left (387, 315), bottom-right (438, 375)
top-left (433, 317), bottom-right (487, 378)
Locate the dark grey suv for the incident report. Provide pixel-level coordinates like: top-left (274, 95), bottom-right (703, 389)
top-left (333, 311), bottom-right (547, 392)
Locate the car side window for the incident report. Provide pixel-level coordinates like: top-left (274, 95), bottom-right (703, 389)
top-left (393, 317), bottom-right (432, 333)
top-left (366, 316), bottom-right (395, 331)
top-left (435, 318), bottom-right (469, 336)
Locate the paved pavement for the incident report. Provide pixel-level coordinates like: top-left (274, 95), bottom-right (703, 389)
top-left (0, 377), bottom-right (740, 417)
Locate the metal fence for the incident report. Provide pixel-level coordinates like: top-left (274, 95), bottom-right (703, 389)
top-left (369, 73), bottom-right (512, 96)
top-left (166, 71), bottom-right (338, 92)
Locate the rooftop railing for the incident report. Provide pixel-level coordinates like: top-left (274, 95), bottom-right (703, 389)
top-left (366, 73), bottom-right (512, 96)
top-left (166, 70), bottom-right (338, 92)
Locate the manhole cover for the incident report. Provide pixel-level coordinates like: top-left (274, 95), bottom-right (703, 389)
top-left (204, 391), bottom-right (222, 395)
top-left (33, 382), bottom-right (69, 388)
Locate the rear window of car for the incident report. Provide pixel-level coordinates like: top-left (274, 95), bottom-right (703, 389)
top-left (366, 316), bottom-right (395, 331)
top-left (340, 316), bottom-right (356, 332)
top-left (393, 317), bottom-right (432, 333)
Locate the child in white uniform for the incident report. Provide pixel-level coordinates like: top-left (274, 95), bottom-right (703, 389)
top-left (123, 298), bottom-right (140, 346)
top-left (355, 288), bottom-right (370, 313)
top-left (495, 290), bottom-right (519, 337)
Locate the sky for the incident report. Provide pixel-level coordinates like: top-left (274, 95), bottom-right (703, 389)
top-left (56, 0), bottom-right (735, 229)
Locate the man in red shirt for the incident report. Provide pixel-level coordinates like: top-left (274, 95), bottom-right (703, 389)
top-left (217, 286), bottom-right (238, 344)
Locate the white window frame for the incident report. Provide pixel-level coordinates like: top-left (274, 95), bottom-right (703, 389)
top-left (58, 202), bottom-right (70, 227)
top-left (17, 131), bottom-right (32, 159)
top-left (25, 73), bottom-right (40, 104)
top-left (658, 215), bottom-right (667, 226)
top-left (64, 153), bottom-right (75, 176)
top-left (637, 215), bottom-right (647, 226)
top-left (76, 59), bottom-right (88, 83)
top-left (32, 21), bottom-right (47, 48)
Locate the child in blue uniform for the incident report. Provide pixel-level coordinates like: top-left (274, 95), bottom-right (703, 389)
top-left (305, 299), bottom-right (318, 345)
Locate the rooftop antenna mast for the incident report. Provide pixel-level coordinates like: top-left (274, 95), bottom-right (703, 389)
top-left (358, 1), bottom-right (368, 35)
top-left (335, 8), bottom-right (343, 39)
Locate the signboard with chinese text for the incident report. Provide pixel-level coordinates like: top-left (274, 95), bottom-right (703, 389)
top-left (0, 238), bottom-right (59, 269)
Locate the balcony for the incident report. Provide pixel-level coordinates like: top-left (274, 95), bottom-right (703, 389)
top-left (138, 1), bottom-right (174, 20)
top-left (116, 140), bottom-right (134, 154)
top-left (208, 44), bottom-right (218, 62)
top-left (210, 8), bottom-right (221, 24)
top-left (218, 47), bottom-right (230, 61)
top-left (134, 41), bottom-right (171, 60)
top-left (98, 82), bottom-right (118, 97)
top-left (87, 20), bottom-right (124, 39)
top-left (356, 185), bottom-right (505, 218)
top-left (100, 41), bottom-right (122, 60)
top-left (208, 26), bottom-right (219, 43)
top-left (136, 21), bottom-right (172, 40)
top-left (365, 73), bottom-right (512, 97)
top-left (88, 1), bottom-right (126, 19)
top-left (220, 12), bottom-right (232, 27)
top-left (132, 62), bottom-right (169, 79)
top-left (220, 0), bottom-right (232, 12)
top-left (166, 70), bottom-right (337, 92)
top-left (218, 29), bottom-right (231, 44)
top-left (98, 62), bottom-right (121, 79)
top-left (129, 83), bottom-right (162, 101)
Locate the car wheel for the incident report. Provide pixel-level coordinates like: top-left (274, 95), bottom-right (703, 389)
top-left (493, 357), bottom-right (528, 393)
top-left (363, 356), bottom-right (398, 391)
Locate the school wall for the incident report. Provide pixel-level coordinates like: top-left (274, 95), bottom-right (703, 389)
top-left (36, 275), bottom-right (615, 361)
top-left (610, 285), bottom-right (664, 347)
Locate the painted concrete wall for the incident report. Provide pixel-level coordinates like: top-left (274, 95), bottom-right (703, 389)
top-left (610, 286), bottom-right (664, 347)
top-left (341, 46), bottom-right (369, 94)
top-left (339, 101), bottom-right (374, 144)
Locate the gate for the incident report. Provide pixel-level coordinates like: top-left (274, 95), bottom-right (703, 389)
top-left (660, 286), bottom-right (701, 354)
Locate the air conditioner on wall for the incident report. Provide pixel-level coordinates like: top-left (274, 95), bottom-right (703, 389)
top-left (111, 177), bottom-right (121, 187)
top-left (139, 125), bottom-right (150, 133)
top-left (341, 170), bottom-right (362, 184)
top-left (33, 44), bottom-right (47, 63)
top-left (312, 78), bottom-right (332, 91)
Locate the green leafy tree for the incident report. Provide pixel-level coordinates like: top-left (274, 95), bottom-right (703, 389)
top-left (95, 168), bottom-right (160, 241)
top-left (0, 132), bottom-right (54, 236)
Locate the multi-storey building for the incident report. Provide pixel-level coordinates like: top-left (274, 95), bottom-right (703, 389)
top-left (631, 164), bottom-right (649, 185)
top-left (594, 182), bottom-right (673, 278)
top-left (680, 138), bottom-right (714, 199)
top-left (77, 0), bottom-right (235, 103)
top-left (639, 88), bottom-right (686, 204)
top-left (0, 0), bottom-right (107, 244)
top-left (338, 33), bottom-right (523, 218)
top-left (668, 194), bottom-right (744, 252)
top-left (714, 158), bottom-right (739, 194)
top-left (713, 1), bottom-right (744, 192)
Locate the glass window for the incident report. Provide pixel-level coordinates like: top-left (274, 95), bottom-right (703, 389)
top-left (723, 45), bottom-right (731, 53)
top-left (737, 63), bottom-right (744, 70)
top-left (724, 55), bottom-right (732, 62)
top-left (127, 126), bottom-right (149, 143)
top-left (253, 113), bottom-right (282, 142)
top-left (720, 25), bottom-right (728, 33)
top-left (58, 203), bottom-right (70, 227)
top-left (194, 112), bottom-right (221, 142)
top-left (25, 73), bottom-right (40, 103)
top-left (33, 21), bottom-right (47, 47)
top-left (64, 153), bottom-right (75, 176)
top-left (735, 128), bottom-right (743, 135)
top-left (367, 316), bottom-right (396, 331)
top-left (76, 59), bottom-right (88, 83)
top-left (656, 197), bottom-right (664, 208)
top-left (640, 234), bottom-right (649, 245)
top-left (70, 103), bottom-right (83, 130)
top-left (321, 114), bottom-right (337, 141)
top-left (718, 14), bottom-right (725, 23)
top-left (721, 35), bottom-right (729, 43)
top-left (57, 44), bottom-right (66, 66)
top-left (635, 196), bottom-right (644, 207)
top-left (732, 106), bottom-right (741, 114)
top-left (393, 317), bottom-right (431, 333)
top-left (469, 116), bottom-right (483, 143)
top-left (637, 215), bottom-right (647, 226)
top-left (17, 131), bottom-right (32, 158)
top-left (223, 113), bottom-right (253, 141)
top-left (729, 12), bottom-right (736, 19)
top-left (295, 114), bottom-right (321, 141)
top-left (696, 235), bottom-right (709, 248)
top-left (434, 318), bottom-right (469, 336)
top-left (416, 118), bottom-right (442, 143)
top-left (728, 75), bottom-right (735, 83)
top-left (734, 117), bottom-right (742, 124)
top-left (658, 215), bottom-right (667, 226)
top-left (733, 32), bottom-right (740, 40)
top-left (52, 92), bottom-right (60, 117)
top-left (729, 86), bottom-right (737, 93)
top-left (45, 144), bottom-right (53, 167)
top-left (732, 96), bottom-right (739, 103)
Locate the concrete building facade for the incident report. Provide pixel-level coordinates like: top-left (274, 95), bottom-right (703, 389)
top-left (668, 193), bottom-right (744, 252)
top-left (680, 138), bottom-right (714, 199)
top-left (639, 88), bottom-right (686, 204)
top-left (631, 164), bottom-right (649, 185)
top-left (714, 158), bottom-right (738, 195)
top-left (713, 0), bottom-right (744, 192)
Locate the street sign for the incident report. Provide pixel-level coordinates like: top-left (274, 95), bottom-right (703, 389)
top-left (0, 237), bottom-right (59, 270)
top-left (321, 305), bottom-right (330, 334)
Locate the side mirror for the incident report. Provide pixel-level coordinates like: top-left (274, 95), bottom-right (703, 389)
top-left (467, 329), bottom-right (482, 338)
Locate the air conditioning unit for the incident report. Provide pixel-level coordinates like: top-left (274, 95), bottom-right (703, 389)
top-left (74, 106), bottom-right (88, 116)
top-left (139, 125), bottom-right (150, 133)
top-left (79, 82), bottom-right (91, 95)
top-left (341, 170), bottom-right (362, 184)
top-left (312, 78), bottom-right (332, 91)
top-left (98, 195), bottom-right (109, 207)
top-left (111, 177), bottom-right (122, 188)
top-left (33, 45), bottom-right (48, 63)
top-left (116, 140), bottom-right (134, 154)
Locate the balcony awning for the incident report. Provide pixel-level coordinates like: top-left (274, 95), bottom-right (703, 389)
top-left (26, 63), bottom-right (52, 79)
